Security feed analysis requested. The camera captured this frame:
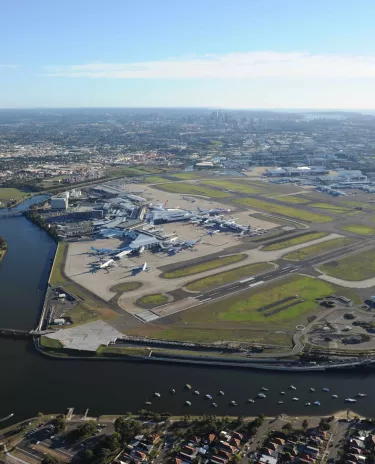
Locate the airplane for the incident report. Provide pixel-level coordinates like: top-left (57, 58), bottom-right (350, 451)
top-left (182, 238), bottom-right (202, 248)
top-left (166, 247), bottom-right (183, 256)
top-left (100, 259), bottom-right (117, 269)
top-left (90, 246), bottom-right (130, 256)
top-left (130, 262), bottom-right (152, 275)
top-left (207, 230), bottom-right (221, 237)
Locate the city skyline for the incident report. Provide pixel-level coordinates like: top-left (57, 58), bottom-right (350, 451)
top-left (3, 0), bottom-right (375, 108)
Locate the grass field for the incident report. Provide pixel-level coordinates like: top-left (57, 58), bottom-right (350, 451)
top-left (49, 242), bottom-right (68, 286)
top-left (156, 182), bottom-right (233, 198)
top-left (318, 248), bottom-right (375, 281)
top-left (342, 224), bottom-right (375, 235)
top-left (131, 275), bottom-right (358, 345)
top-left (284, 237), bottom-right (354, 261)
top-left (234, 198), bottom-right (333, 222)
top-left (162, 254), bottom-right (247, 279)
top-left (109, 282), bottom-right (143, 293)
top-left (271, 195), bottom-right (310, 204)
top-left (310, 202), bottom-right (351, 214)
top-left (201, 180), bottom-right (261, 194)
top-left (145, 176), bottom-right (169, 184)
top-left (170, 172), bottom-right (202, 180)
top-left (262, 232), bottom-right (328, 251)
top-left (185, 262), bottom-right (274, 292)
top-left (0, 187), bottom-right (26, 200)
top-left (40, 336), bottom-right (63, 349)
top-left (139, 293), bottom-right (169, 306)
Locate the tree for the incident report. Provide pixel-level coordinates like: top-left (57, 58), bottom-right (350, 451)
top-left (283, 452), bottom-right (292, 462)
top-left (83, 450), bottom-right (94, 462)
top-left (282, 423), bottom-right (293, 433)
top-left (71, 421), bottom-right (98, 441)
top-left (114, 417), bottom-right (141, 442)
top-left (51, 415), bottom-right (66, 432)
top-left (41, 457), bottom-right (60, 464)
top-left (302, 420), bottom-right (309, 431)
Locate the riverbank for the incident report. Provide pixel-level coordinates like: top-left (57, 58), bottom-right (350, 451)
top-left (0, 236), bottom-right (7, 263)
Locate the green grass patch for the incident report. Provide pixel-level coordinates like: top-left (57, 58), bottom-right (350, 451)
top-left (310, 202), bottom-right (351, 213)
top-left (40, 336), bottom-right (63, 349)
top-left (262, 232), bottom-right (328, 251)
top-left (145, 176), bottom-right (169, 184)
top-left (234, 198), bottom-right (333, 222)
top-left (49, 242), bottom-right (68, 286)
top-left (170, 172), bottom-right (202, 180)
top-left (284, 237), bottom-right (354, 261)
top-left (162, 254), bottom-right (247, 279)
top-left (201, 180), bottom-right (261, 194)
top-left (318, 248), bottom-right (375, 281)
top-left (186, 262), bottom-right (274, 292)
top-left (185, 275), bottom-right (341, 325)
top-left (0, 187), bottom-right (27, 200)
top-left (272, 195), bottom-right (310, 204)
top-left (66, 304), bottom-right (99, 325)
top-left (156, 182), bottom-right (232, 198)
top-left (109, 282), bottom-right (143, 293)
top-left (139, 293), bottom-right (169, 306)
top-left (342, 224), bottom-right (375, 235)
top-left (96, 346), bottom-right (150, 356)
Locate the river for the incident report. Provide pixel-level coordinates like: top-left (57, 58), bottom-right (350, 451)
top-left (0, 199), bottom-right (374, 424)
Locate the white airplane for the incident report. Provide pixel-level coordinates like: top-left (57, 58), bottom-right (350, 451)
top-left (131, 262), bottom-right (152, 275)
top-left (100, 259), bottom-right (117, 269)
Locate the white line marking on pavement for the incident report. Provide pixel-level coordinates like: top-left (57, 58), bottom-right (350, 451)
top-left (249, 280), bottom-right (264, 287)
top-left (199, 298), bottom-right (212, 303)
top-left (239, 277), bottom-right (255, 283)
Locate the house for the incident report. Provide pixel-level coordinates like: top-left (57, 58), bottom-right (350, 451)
top-left (258, 455), bottom-right (278, 464)
top-left (207, 433), bottom-right (216, 443)
top-left (304, 446), bottom-right (320, 457)
top-left (210, 456), bottom-right (229, 464)
top-left (232, 432), bottom-right (243, 441)
top-left (131, 450), bottom-right (147, 462)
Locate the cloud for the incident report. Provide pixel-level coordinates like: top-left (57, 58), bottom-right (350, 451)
top-left (44, 51), bottom-right (375, 79)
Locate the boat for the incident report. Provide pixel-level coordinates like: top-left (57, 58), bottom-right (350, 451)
top-left (230, 401), bottom-right (237, 406)
top-left (322, 387), bottom-right (329, 392)
top-left (171, 389), bottom-right (176, 394)
top-left (289, 385), bottom-right (296, 390)
top-left (305, 402), bottom-right (311, 407)
top-left (248, 399), bottom-right (255, 403)
top-left (332, 395), bottom-right (338, 399)
top-left (185, 401), bottom-right (192, 406)
top-left (0, 413), bottom-right (14, 423)
top-left (154, 392), bottom-right (161, 397)
top-left (280, 391), bottom-right (285, 395)
top-left (185, 384), bottom-right (192, 390)
top-left (261, 387), bottom-right (268, 391)
top-left (292, 397), bottom-right (299, 401)
top-left (219, 391), bottom-right (225, 396)
top-left (313, 401), bottom-right (321, 406)
top-left (257, 393), bottom-right (266, 398)
top-left (356, 393), bottom-right (367, 397)
top-left (145, 401), bottom-right (152, 405)
top-left (194, 390), bottom-right (200, 395)
top-left (212, 403), bottom-right (217, 407)
top-left (206, 394), bottom-right (212, 400)
top-left (345, 398), bottom-right (357, 403)
top-left (278, 401), bottom-right (284, 404)
top-left (310, 388), bottom-right (315, 392)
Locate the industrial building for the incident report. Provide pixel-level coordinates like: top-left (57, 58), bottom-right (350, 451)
top-left (50, 192), bottom-right (69, 210)
top-left (265, 166), bottom-right (329, 177)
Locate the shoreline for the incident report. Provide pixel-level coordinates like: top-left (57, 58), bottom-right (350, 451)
top-left (0, 236), bottom-right (7, 263)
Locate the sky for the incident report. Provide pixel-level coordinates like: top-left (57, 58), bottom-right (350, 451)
top-left (2, 0), bottom-right (375, 109)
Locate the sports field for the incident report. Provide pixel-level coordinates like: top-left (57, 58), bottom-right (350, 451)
top-left (262, 232), bottom-right (327, 251)
top-left (318, 248), bottom-right (375, 281)
top-left (310, 202), bottom-right (351, 214)
top-left (234, 197), bottom-right (333, 222)
top-left (161, 254), bottom-right (247, 279)
top-left (284, 237), bottom-right (354, 261)
top-left (185, 262), bottom-right (274, 292)
top-left (156, 182), bottom-right (233, 198)
top-left (341, 224), bottom-right (375, 235)
top-left (201, 180), bottom-right (261, 194)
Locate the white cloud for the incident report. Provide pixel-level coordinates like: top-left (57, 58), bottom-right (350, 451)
top-left (45, 51), bottom-right (375, 79)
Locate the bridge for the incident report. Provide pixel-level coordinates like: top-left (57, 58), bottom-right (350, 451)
top-left (0, 328), bottom-right (55, 339)
top-left (0, 211), bottom-right (24, 219)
